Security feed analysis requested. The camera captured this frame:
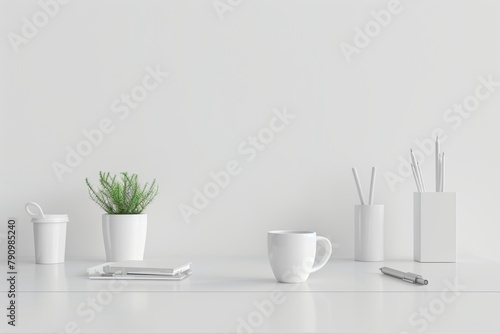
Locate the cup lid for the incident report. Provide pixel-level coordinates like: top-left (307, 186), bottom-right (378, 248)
top-left (26, 202), bottom-right (69, 223)
top-left (31, 214), bottom-right (69, 223)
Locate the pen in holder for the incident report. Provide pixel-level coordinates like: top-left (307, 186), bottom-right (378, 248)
top-left (354, 204), bottom-right (384, 262)
top-left (414, 192), bottom-right (456, 263)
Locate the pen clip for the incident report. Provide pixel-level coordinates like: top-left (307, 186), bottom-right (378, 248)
top-left (403, 272), bottom-right (420, 284)
top-left (403, 276), bottom-right (415, 283)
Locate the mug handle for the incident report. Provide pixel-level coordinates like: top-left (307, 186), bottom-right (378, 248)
top-left (310, 236), bottom-right (332, 273)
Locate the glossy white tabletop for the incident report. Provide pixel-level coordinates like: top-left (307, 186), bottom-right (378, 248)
top-left (1, 256), bottom-right (499, 333)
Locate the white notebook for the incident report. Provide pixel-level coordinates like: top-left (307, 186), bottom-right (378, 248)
top-left (87, 260), bottom-right (192, 280)
top-left (105, 260), bottom-right (192, 276)
top-left (89, 269), bottom-right (192, 281)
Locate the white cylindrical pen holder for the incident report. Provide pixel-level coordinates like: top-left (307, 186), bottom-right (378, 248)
top-left (354, 205), bottom-right (384, 262)
top-left (414, 192), bottom-right (456, 263)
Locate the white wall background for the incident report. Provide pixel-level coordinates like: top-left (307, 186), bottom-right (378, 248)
top-left (1, 0), bottom-right (500, 261)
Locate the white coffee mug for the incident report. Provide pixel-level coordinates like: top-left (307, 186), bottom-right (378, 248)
top-left (267, 230), bottom-right (332, 283)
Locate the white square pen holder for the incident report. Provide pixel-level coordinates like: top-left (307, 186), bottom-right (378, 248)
top-left (354, 205), bottom-right (384, 262)
top-left (414, 192), bottom-right (456, 263)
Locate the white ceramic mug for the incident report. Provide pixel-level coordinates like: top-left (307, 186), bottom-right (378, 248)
top-left (267, 230), bottom-right (332, 283)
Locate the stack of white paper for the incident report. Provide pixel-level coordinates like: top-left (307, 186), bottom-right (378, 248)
top-left (87, 260), bottom-right (192, 280)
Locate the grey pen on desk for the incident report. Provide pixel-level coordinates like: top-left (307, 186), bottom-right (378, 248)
top-left (380, 267), bottom-right (428, 285)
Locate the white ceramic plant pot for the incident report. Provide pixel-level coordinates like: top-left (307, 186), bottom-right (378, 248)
top-left (102, 214), bottom-right (147, 262)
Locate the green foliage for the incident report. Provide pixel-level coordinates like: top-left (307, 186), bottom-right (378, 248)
top-left (85, 172), bottom-right (159, 214)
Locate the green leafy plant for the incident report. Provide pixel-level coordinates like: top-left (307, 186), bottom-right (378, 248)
top-left (85, 172), bottom-right (159, 214)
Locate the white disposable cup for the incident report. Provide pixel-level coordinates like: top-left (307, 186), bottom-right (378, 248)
top-left (31, 214), bottom-right (69, 264)
top-left (354, 205), bottom-right (384, 262)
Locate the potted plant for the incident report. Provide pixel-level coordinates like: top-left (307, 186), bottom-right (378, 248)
top-left (85, 172), bottom-right (159, 261)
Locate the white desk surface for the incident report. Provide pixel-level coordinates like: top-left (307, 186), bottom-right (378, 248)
top-left (1, 256), bottom-right (499, 333)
